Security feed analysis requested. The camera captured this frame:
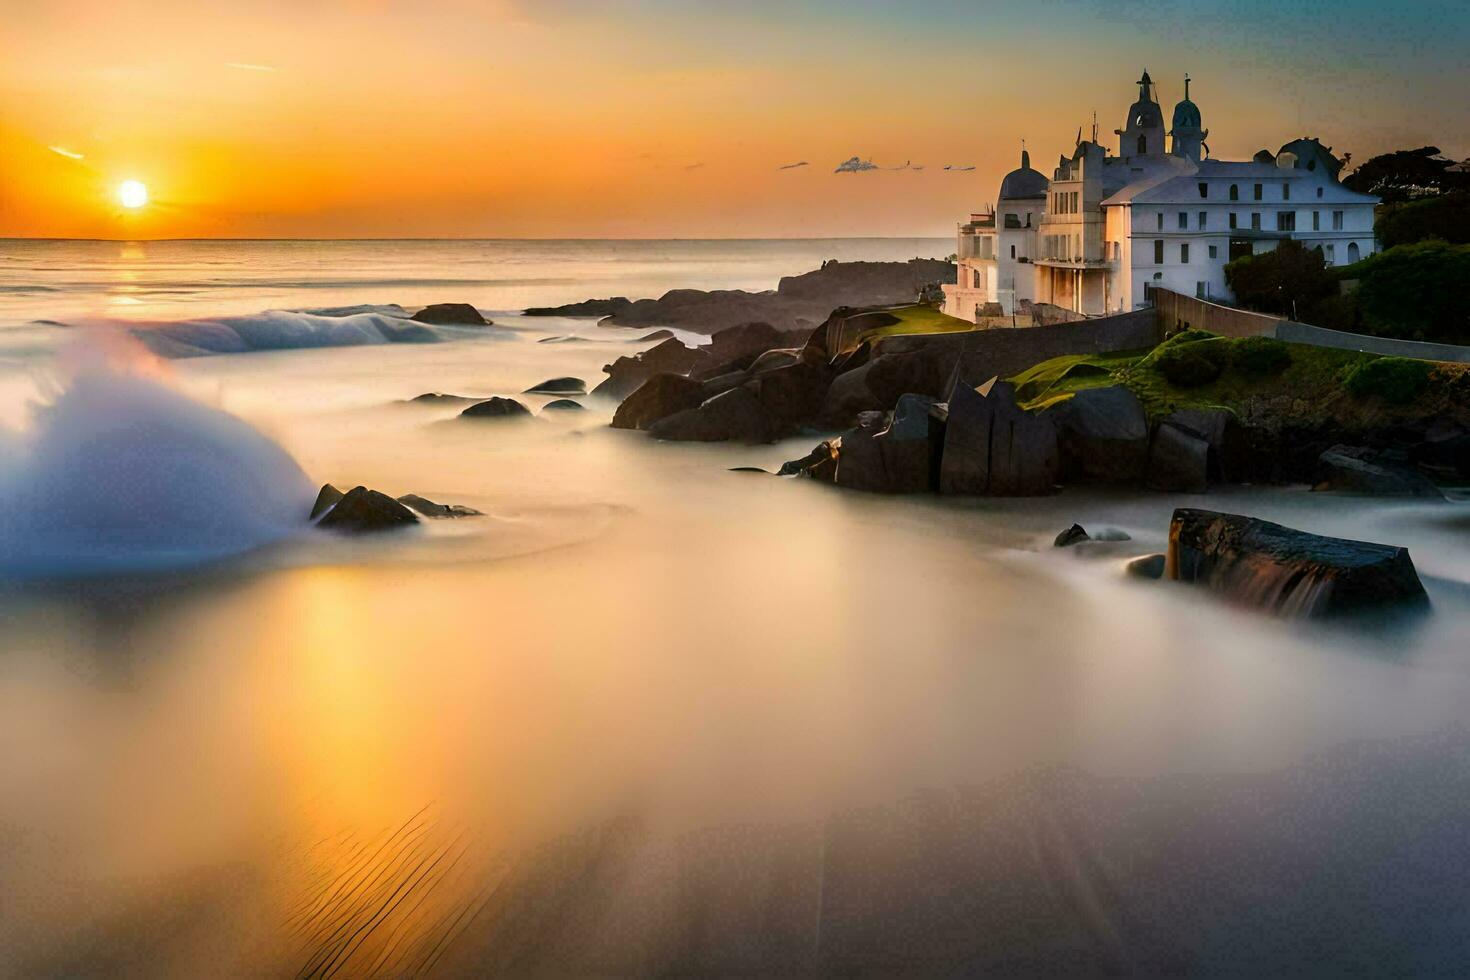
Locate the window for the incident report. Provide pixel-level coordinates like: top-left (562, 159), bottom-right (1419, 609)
top-left (1196, 281), bottom-right (1207, 298)
top-left (1138, 135), bottom-right (1147, 155)
top-left (972, 269), bottom-right (981, 288)
top-left (1112, 242), bottom-right (1121, 261)
top-left (1208, 245), bottom-right (1218, 259)
top-left (1283, 183), bottom-right (1291, 201)
top-left (1251, 213), bottom-right (1261, 230)
top-left (1198, 211), bottom-right (1207, 229)
top-left (1253, 183), bottom-right (1263, 200)
top-left (1154, 239), bottom-right (1164, 264)
top-left (1332, 210), bottom-right (1344, 231)
top-left (1156, 212), bottom-right (1164, 230)
top-left (1010, 244), bottom-right (1016, 259)
top-left (1229, 212), bottom-right (1238, 229)
top-left (1178, 212), bottom-right (1188, 230)
top-left (1312, 210), bottom-right (1320, 231)
top-left (1317, 187), bottom-right (1324, 198)
top-left (1180, 243), bottom-right (1190, 263)
top-left (1324, 244), bottom-right (1336, 264)
top-left (1229, 184), bottom-right (1239, 201)
top-left (1198, 182), bottom-right (1209, 198)
top-left (1277, 211), bottom-right (1296, 231)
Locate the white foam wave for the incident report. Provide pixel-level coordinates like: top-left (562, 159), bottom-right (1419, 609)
top-left (129, 310), bottom-right (442, 358)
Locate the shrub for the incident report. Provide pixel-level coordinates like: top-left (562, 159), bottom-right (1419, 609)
top-left (1231, 336), bottom-right (1292, 377)
top-left (1225, 239), bottom-right (1335, 317)
top-left (1155, 339), bottom-right (1230, 388)
top-left (1351, 241), bottom-right (1470, 345)
top-left (1341, 356), bottom-right (1432, 405)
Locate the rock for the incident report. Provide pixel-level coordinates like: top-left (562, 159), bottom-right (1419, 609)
top-left (864, 350), bottom-right (945, 407)
top-left (407, 392), bottom-right (479, 405)
top-left (541, 399), bottom-right (585, 411)
top-left (592, 338), bottom-right (711, 400)
top-left (834, 413), bottom-right (892, 493)
top-left (536, 336), bottom-right (591, 344)
top-left (1163, 408), bottom-right (1232, 449)
top-left (397, 493), bottom-right (482, 518)
top-left (310, 483), bottom-right (345, 520)
top-left (938, 380), bottom-right (992, 494)
top-left (1092, 528), bottom-right (1133, 541)
top-left (523, 377), bottom-right (586, 395)
top-left (1054, 524), bottom-right (1090, 547)
top-left (777, 441), bottom-right (835, 477)
top-left (410, 303), bottom-right (487, 326)
top-left (648, 387), bottom-right (778, 443)
top-left (634, 329), bottom-right (675, 342)
top-left (1316, 446), bottom-right (1443, 498)
top-left (821, 363), bottom-right (884, 426)
top-left (1167, 508), bottom-right (1429, 618)
top-left (986, 383), bottom-right (1059, 496)
top-left (523, 297), bottom-right (633, 317)
top-left (746, 362), bottom-right (830, 427)
top-left (1049, 386), bottom-right (1150, 484)
top-left (728, 466), bottom-right (771, 474)
top-left (1126, 554), bottom-right (1166, 579)
top-left (1410, 432), bottom-right (1470, 481)
top-left (316, 486), bottom-right (420, 532)
top-left (1147, 422), bottom-right (1211, 493)
top-left (611, 373), bottom-right (707, 430)
top-left (875, 394), bottom-right (943, 493)
top-left (702, 322), bottom-right (790, 364)
top-left (748, 348), bottom-right (802, 374)
top-left (460, 397), bottom-right (532, 419)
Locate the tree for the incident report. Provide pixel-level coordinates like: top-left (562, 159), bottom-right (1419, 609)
top-left (1351, 241), bottom-right (1470, 345)
top-left (1342, 146), bottom-right (1470, 203)
top-left (1375, 191), bottom-right (1470, 248)
top-left (1224, 239), bottom-right (1334, 318)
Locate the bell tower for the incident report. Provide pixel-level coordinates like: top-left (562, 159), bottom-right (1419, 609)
top-left (1169, 74), bottom-right (1208, 162)
top-left (1115, 69), bottom-right (1165, 159)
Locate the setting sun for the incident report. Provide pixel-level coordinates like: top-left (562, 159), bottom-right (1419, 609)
top-left (117, 180), bottom-right (148, 209)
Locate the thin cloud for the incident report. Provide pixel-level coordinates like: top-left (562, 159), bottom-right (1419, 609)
top-left (944, 164), bottom-right (977, 171)
top-left (886, 160), bottom-right (924, 171)
top-left (779, 161), bottom-right (809, 170)
top-left (683, 162), bottom-right (705, 171)
top-left (226, 62), bottom-right (279, 72)
top-left (48, 146), bottom-right (84, 161)
top-left (834, 156), bottom-right (878, 173)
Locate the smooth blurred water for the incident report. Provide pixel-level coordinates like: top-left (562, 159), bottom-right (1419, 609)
top-left (2, 239), bottom-right (1470, 974)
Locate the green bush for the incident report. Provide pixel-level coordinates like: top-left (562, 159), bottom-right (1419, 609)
top-left (1160, 328), bottom-right (1219, 347)
top-left (1225, 239), bottom-right (1335, 317)
top-left (1341, 356), bottom-right (1432, 405)
top-left (1231, 337), bottom-right (1292, 377)
top-left (1351, 241), bottom-right (1470, 345)
top-left (1155, 339), bottom-right (1230, 388)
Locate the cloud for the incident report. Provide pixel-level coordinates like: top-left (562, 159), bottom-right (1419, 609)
top-left (48, 146), bottom-right (84, 161)
top-left (944, 164), bottom-right (977, 171)
top-left (225, 62), bottom-right (279, 72)
top-left (778, 161), bottom-right (809, 170)
top-left (683, 162), bottom-right (705, 171)
top-left (834, 156), bottom-right (878, 173)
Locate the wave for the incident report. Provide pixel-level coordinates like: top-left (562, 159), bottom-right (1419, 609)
top-left (129, 309), bottom-right (447, 358)
top-left (0, 361), bottom-right (315, 577)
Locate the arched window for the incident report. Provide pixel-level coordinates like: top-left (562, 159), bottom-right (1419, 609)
top-left (1348, 242), bottom-right (1361, 263)
top-left (1229, 184), bottom-right (1239, 201)
top-left (1137, 135), bottom-right (1147, 155)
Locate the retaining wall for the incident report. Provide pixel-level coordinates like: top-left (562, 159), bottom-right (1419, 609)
top-left (1152, 289), bottom-right (1282, 339)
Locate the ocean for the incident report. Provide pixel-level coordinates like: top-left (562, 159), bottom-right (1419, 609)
top-left (2, 237), bottom-right (1470, 974)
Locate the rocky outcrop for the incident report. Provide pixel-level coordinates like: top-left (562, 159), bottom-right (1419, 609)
top-left (1054, 524), bottom-right (1090, 547)
top-left (1166, 508), bottom-right (1429, 618)
top-left (1047, 386), bottom-right (1150, 484)
top-left (407, 392), bottom-right (480, 405)
top-left (397, 493), bottom-right (482, 518)
top-left (311, 483), bottom-right (345, 520)
top-left (1147, 422), bottom-right (1210, 493)
top-left (985, 383), bottom-right (1059, 496)
top-left (592, 338), bottom-right (715, 400)
top-left (611, 374), bottom-right (707, 430)
top-left (648, 387), bottom-right (778, 443)
top-left (1316, 446), bottom-right (1443, 498)
top-left (542, 399), bottom-right (585, 411)
top-left (411, 303), bottom-right (488, 326)
top-left (523, 297), bottom-right (633, 317)
top-left (524, 377), bottom-right (586, 395)
top-left (1126, 553), bottom-right (1166, 579)
top-left (460, 397), bottom-right (532, 419)
top-left (316, 486), bottom-right (420, 532)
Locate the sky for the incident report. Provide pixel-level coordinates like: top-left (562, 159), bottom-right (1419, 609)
top-left (1, 0), bottom-right (1467, 240)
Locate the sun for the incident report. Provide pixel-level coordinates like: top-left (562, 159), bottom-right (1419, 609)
top-left (117, 180), bottom-right (149, 209)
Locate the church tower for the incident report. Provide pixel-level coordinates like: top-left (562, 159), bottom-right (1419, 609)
top-left (1115, 69), bottom-right (1165, 159)
top-left (1169, 74), bottom-right (1208, 162)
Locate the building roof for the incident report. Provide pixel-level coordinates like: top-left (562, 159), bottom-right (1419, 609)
top-left (1100, 158), bottom-right (1379, 207)
top-left (998, 148), bottom-right (1048, 200)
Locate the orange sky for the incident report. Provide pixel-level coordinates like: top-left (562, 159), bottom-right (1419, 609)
top-left (2, 0), bottom-right (1466, 239)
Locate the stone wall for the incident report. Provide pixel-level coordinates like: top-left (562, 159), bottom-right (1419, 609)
top-left (1276, 323), bottom-right (1470, 364)
top-left (1153, 289), bottom-right (1282, 339)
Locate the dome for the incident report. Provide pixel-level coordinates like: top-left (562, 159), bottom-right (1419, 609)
top-left (998, 148), bottom-right (1047, 200)
top-left (1172, 98), bottom-right (1201, 130)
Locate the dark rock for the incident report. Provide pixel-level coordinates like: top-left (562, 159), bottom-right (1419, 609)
top-left (778, 441), bottom-right (835, 477)
top-left (397, 493), bottom-right (483, 518)
top-left (592, 338), bottom-right (711, 400)
top-left (938, 380), bottom-right (992, 495)
top-left (1054, 524), bottom-right (1090, 547)
top-left (310, 483), bottom-right (345, 520)
top-left (648, 387), bottom-right (778, 443)
top-left (1049, 386), bottom-right (1150, 484)
top-left (746, 362), bottom-right (830, 427)
top-left (634, 329), bottom-right (675, 342)
top-left (865, 350), bottom-right (945, 407)
top-left (821, 363), bottom-right (884, 426)
top-left (875, 394), bottom-right (942, 493)
top-left (1412, 433), bottom-right (1470, 480)
top-left (728, 466), bottom-right (771, 474)
top-left (411, 303), bottom-right (487, 326)
top-left (407, 392), bottom-right (480, 405)
top-left (986, 383), bottom-right (1059, 497)
top-left (611, 374), bottom-right (707, 430)
top-left (834, 412), bottom-right (892, 493)
top-left (460, 397), bottom-right (532, 419)
top-left (537, 335), bottom-right (591, 344)
top-left (1317, 446), bottom-right (1443, 498)
top-left (316, 486), bottom-right (420, 533)
top-left (1126, 554), bottom-right (1166, 579)
top-left (1093, 528), bottom-right (1133, 541)
top-left (1148, 422), bottom-right (1211, 493)
top-left (748, 348), bottom-right (802, 374)
top-left (1167, 508), bottom-right (1429, 618)
top-left (523, 377), bottom-right (586, 395)
top-left (541, 399), bottom-right (585, 411)
top-left (523, 297), bottom-right (633, 317)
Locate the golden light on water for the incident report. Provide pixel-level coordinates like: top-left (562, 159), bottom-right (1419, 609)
top-left (117, 180), bottom-right (149, 209)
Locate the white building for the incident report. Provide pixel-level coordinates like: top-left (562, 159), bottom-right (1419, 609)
top-left (945, 71), bottom-right (1379, 321)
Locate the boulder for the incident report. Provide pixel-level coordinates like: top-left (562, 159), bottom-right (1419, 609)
top-left (986, 383), bottom-right (1059, 497)
top-left (874, 394), bottom-right (942, 493)
top-left (1167, 508), bottom-right (1429, 618)
top-left (1126, 554), bottom-right (1166, 579)
top-left (833, 412), bottom-right (892, 493)
top-left (411, 303), bottom-right (487, 326)
top-left (316, 486), bottom-right (420, 532)
top-left (1316, 446), bottom-right (1443, 498)
top-left (821, 363), bottom-right (884, 426)
top-left (938, 380), bottom-right (992, 494)
top-left (407, 392), bottom-right (479, 405)
top-left (541, 399), bottom-right (585, 411)
top-left (748, 348), bottom-right (803, 375)
top-left (1410, 432), bottom-right (1470, 481)
top-left (1054, 524), bottom-right (1090, 547)
top-left (1147, 422), bottom-right (1210, 493)
top-left (746, 362), bottom-right (830, 427)
top-left (592, 338), bottom-right (711, 400)
top-left (522, 297), bottom-right (633, 317)
top-left (777, 441), bottom-right (835, 477)
top-left (523, 377), bottom-right (586, 395)
top-left (310, 483), bottom-right (345, 520)
top-left (648, 387), bottom-right (778, 443)
top-left (1049, 386), bottom-right (1149, 484)
top-left (611, 374), bottom-right (707, 430)
top-left (397, 493), bottom-right (482, 518)
top-left (865, 350), bottom-right (945, 407)
top-left (460, 397), bottom-right (532, 419)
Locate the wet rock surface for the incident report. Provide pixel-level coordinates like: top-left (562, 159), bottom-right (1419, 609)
top-left (460, 397), bottom-right (533, 420)
top-left (315, 486), bottom-right (420, 532)
top-left (410, 303), bottom-right (488, 326)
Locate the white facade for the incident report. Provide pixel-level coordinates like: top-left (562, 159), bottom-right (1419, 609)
top-left (944, 71), bottom-right (1379, 321)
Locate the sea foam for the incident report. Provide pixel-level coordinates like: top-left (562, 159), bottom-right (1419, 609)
top-left (129, 309), bottom-right (442, 358)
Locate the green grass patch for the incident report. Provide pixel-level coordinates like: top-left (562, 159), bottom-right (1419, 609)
top-left (853, 304), bottom-right (976, 344)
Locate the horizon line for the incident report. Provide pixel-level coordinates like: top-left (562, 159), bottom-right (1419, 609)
top-left (0, 234), bottom-right (956, 245)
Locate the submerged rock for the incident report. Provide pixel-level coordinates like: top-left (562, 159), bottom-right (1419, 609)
top-left (316, 486), bottom-right (420, 532)
top-left (523, 297), bottom-right (633, 318)
top-left (1166, 508), bottom-right (1429, 618)
top-left (310, 483), bottom-right (345, 520)
top-left (778, 441), bottom-right (835, 477)
top-left (1054, 524), bottom-right (1090, 547)
top-left (1126, 553), bottom-right (1166, 579)
top-left (407, 392), bottom-right (481, 405)
top-left (397, 493), bottom-right (482, 518)
top-left (410, 303), bottom-right (488, 326)
top-left (541, 399), bottom-right (585, 412)
top-left (460, 397), bottom-right (532, 419)
top-left (1316, 446), bottom-right (1443, 498)
top-left (524, 377), bottom-right (586, 395)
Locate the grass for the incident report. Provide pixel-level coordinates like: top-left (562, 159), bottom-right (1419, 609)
top-left (852, 304), bottom-right (976, 344)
